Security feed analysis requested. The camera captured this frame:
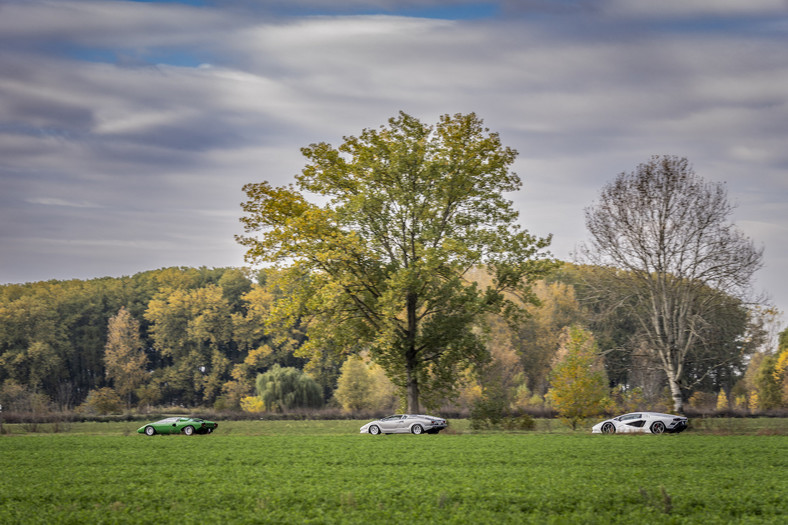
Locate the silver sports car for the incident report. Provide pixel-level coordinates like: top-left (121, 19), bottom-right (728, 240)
top-left (360, 414), bottom-right (448, 435)
top-left (592, 412), bottom-right (688, 434)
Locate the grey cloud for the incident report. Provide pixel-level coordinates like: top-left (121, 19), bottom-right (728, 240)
top-left (26, 197), bottom-right (103, 208)
top-left (0, 1), bottom-right (786, 321)
top-left (603, 0), bottom-right (788, 18)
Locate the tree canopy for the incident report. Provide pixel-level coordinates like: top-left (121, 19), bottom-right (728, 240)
top-left (238, 112), bottom-right (556, 412)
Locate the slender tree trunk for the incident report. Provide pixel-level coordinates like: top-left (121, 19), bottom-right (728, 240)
top-left (405, 292), bottom-right (420, 414)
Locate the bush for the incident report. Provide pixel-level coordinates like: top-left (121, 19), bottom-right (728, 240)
top-left (469, 394), bottom-right (535, 431)
top-left (79, 388), bottom-right (123, 415)
top-left (469, 395), bottom-right (506, 430)
top-left (501, 414), bottom-right (536, 431)
top-left (255, 365), bottom-right (323, 412)
top-left (240, 396), bottom-right (265, 413)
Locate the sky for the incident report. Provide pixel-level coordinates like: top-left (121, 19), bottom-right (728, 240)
top-left (1, 0), bottom-right (787, 328)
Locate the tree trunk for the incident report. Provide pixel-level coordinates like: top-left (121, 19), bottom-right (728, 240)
top-left (405, 292), bottom-right (421, 414)
top-left (664, 361), bottom-right (684, 413)
top-left (406, 367), bottom-right (421, 414)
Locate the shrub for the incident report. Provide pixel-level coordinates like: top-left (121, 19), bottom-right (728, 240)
top-left (501, 414), bottom-right (536, 431)
top-left (240, 396), bottom-right (265, 413)
top-left (470, 395), bottom-right (506, 430)
top-left (80, 388), bottom-right (123, 415)
top-left (255, 365), bottom-right (323, 412)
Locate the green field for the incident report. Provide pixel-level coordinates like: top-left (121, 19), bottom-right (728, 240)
top-left (1, 420), bottom-right (786, 523)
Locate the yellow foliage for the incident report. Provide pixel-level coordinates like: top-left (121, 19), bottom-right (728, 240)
top-left (546, 325), bottom-right (610, 429)
top-left (240, 396), bottom-right (265, 413)
top-left (334, 354), bottom-right (398, 412)
top-left (734, 395), bottom-right (747, 410)
top-left (748, 391), bottom-right (759, 413)
top-left (775, 348), bottom-right (788, 405)
top-left (245, 345), bottom-right (274, 367)
top-left (716, 390), bottom-right (729, 411)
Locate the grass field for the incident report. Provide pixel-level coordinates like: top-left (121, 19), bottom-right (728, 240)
top-left (1, 420), bottom-right (786, 523)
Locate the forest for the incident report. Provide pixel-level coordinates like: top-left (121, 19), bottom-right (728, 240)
top-left (1, 264), bottom-right (785, 418)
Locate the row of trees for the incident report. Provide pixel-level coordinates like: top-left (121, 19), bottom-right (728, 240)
top-left (1, 263), bottom-right (784, 416)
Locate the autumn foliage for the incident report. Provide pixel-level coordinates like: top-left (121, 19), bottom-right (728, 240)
top-left (546, 326), bottom-right (610, 429)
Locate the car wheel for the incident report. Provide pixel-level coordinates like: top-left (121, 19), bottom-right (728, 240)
top-left (601, 422), bottom-right (616, 434)
top-left (411, 424), bottom-right (424, 435)
top-left (650, 421), bottom-right (666, 434)
top-left (144, 426), bottom-right (155, 436)
top-left (369, 425), bottom-right (381, 435)
top-left (183, 425), bottom-right (195, 436)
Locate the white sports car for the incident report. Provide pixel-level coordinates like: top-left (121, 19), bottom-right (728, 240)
top-left (592, 412), bottom-right (688, 434)
top-left (360, 414), bottom-right (448, 435)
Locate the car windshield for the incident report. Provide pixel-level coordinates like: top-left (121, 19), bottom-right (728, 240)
top-left (155, 418), bottom-right (178, 424)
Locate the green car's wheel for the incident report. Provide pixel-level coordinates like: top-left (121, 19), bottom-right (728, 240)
top-left (411, 424), bottom-right (424, 435)
top-left (369, 425), bottom-right (381, 435)
top-left (144, 426), bottom-right (155, 436)
top-left (183, 425), bottom-right (195, 436)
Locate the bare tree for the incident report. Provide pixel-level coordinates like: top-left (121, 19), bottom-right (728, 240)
top-left (580, 156), bottom-right (763, 412)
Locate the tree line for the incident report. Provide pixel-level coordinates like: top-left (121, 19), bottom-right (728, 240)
top-left (0, 264), bottom-right (784, 416)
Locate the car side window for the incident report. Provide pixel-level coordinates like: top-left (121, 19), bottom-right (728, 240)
top-left (619, 413), bottom-right (641, 421)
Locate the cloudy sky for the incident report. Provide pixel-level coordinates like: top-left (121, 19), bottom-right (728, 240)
top-left (1, 0), bottom-right (787, 323)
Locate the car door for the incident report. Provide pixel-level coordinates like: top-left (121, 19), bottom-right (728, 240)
top-left (379, 415), bottom-right (402, 433)
top-left (174, 418), bottom-right (193, 433)
top-left (618, 413), bottom-right (646, 433)
top-left (153, 418), bottom-right (178, 434)
top-left (393, 416), bottom-right (410, 433)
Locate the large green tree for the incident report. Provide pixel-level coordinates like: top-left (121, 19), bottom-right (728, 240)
top-left (238, 112), bottom-right (556, 412)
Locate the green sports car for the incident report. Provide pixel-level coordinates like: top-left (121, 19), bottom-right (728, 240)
top-left (137, 417), bottom-right (218, 436)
